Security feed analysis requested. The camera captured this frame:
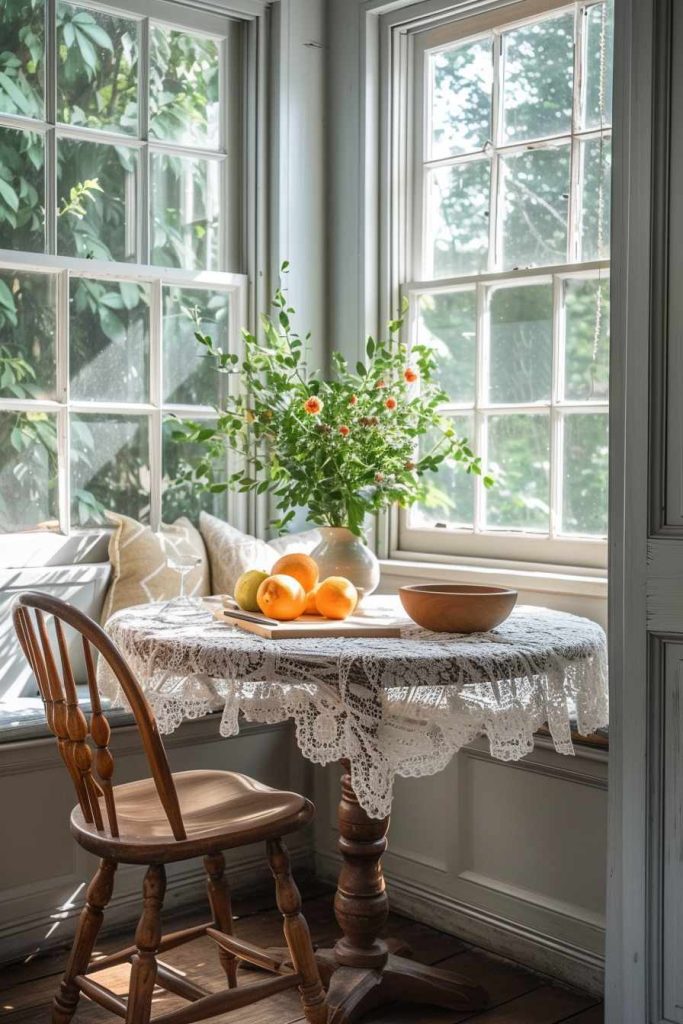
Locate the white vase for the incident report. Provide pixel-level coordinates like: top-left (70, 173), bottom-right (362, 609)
top-left (311, 526), bottom-right (380, 602)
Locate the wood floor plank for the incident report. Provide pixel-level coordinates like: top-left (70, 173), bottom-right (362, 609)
top-left (454, 985), bottom-right (599, 1023)
top-left (557, 1007), bottom-right (603, 1023)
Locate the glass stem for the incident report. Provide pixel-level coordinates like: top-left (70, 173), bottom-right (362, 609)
top-left (179, 571), bottom-right (186, 601)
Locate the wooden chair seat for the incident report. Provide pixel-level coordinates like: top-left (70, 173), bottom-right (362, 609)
top-left (71, 769), bottom-right (314, 863)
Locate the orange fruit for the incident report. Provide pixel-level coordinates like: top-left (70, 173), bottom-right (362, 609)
top-left (315, 576), bottom-right (358, 620)
top-left (256, 574), bottom-right (307, 620)
top-left (304, 584), bottom-right (322, 615)
top-left (271, 552), bottom-right (319, 593)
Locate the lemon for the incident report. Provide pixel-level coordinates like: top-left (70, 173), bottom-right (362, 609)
top-left (234, 569), bottom-right (270, 612)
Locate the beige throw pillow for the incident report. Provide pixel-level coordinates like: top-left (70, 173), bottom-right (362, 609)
top-left (101, 513), bottom-right (210, 623)
top-left (199, 512), bottom-right (320, 596)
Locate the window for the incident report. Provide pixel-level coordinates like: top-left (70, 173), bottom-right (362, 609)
top-left (398, 0), bottom-right (612, 568)
top-left (0, 0), bottom-right (247, 535)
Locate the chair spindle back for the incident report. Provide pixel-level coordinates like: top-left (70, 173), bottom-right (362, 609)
top-left (12, 592), bottom-right (186, 841)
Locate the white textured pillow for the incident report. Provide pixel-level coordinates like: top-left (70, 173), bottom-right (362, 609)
top-left (199, 512), bottom-right (320, 595)
top-left (102, 513), bottom-right (210, 623)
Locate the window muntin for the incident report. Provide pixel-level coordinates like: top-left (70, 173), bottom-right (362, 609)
top-left (0, 0), bottom-right (245, 536)
top-left (401, 0), bottom-right (612, 567)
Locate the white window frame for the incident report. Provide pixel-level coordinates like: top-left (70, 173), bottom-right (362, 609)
top-left (390, 0), bottom-right (611, 571)
top-left (0, 0), bottom-right (251, 548)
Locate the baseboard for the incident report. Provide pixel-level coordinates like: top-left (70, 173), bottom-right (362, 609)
top-left (315, 850), bottom-right (605, 997)
top-left (0, 839), bottom-right (313, 969)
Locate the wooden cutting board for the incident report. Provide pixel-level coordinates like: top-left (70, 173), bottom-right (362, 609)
top-left (212, 606), bottom-right (404, 639)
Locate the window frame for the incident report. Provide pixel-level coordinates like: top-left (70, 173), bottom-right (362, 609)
top-left (390, 0), bottom-right (611, 571)
top-left (0, 0), bottom-right (253, 546)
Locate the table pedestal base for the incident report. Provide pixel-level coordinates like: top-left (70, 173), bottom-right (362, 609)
top-left (316, 762), bottom-right (487, 1022)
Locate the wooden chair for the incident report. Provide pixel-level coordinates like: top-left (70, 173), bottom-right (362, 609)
top-left (12, 591), bottom-right (328, 1024)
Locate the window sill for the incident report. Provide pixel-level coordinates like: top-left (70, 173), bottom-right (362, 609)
top-left (380, 556), bottom-right (607, 600)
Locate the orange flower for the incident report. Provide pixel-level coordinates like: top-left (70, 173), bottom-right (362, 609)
top-left (404, 367), bottom-right (419, 383)
top-left (304, 396), bottom-right (323, 415)
top-left (375, 379), bottom-right (386, 389)
top-left (385, 396), bottom-right (397, 411)
top-left (404, 460), bottom-right (416, 471)
top-left (339, 425), bottom-right (350, 437)
top-left (374, 472), bottom-right (385, 483)
top-left (348, 394), bottom-right (358, 406)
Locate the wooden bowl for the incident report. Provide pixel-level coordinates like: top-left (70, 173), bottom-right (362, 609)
top-left (399, 583), bottom-right (518, 634)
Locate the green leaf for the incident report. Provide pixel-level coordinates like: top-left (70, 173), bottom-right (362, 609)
top-left (0, 177), bottom-right (19, 212)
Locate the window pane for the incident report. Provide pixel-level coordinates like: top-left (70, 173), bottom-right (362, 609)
top-left (500, 145), bottom-right (570, 270)
top-left (488, 284), bottom-right (552, 404)
top-left (564, 277), bottom-right (609, 401)
top-left (583, 1), bottom-right (613, 130)
top-left (57, 1), bottom-right (139, 135)
top-left (416, 291), bottom-right (476, 404)
top-left (150, 26), bottom-right (220, 149)
top-left (0, 0), bottom-right (44, 119)
top-left (580, 136), bottom-right (611, 261)
top-left (0, 410), bottom-right (58, 532)
top-left (561, 413), bottom-right (608, 535)
top-left (486, 413), bottom-right (550, 531)
top-left (0, 270), bottom-right (56, 399)
top-left (162, 417), bottom-right (227, 523)
top-left (69, 278), bottom-right (149, 404)
top-left (162, 286), bottom-right (229, 405)
top-left (151, 152), bottom-right (220, 271)
top-left (410, 416), bottom-right (475, 529)
top-left (429, 38), bottom-right (492, 159)
top-left (70, 413), bottom-right (149, 526)
top-left (57, 137), bottom-right (138, 261)
top-left (502, 11), bottom-right (574, 143)
top-left (425, 160), bottom-right (490, 278)
top-left (0, 126), bottom-right (44, 253)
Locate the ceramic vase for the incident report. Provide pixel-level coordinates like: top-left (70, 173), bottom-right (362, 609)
top-left (311, 526), bottom-right (380, 602)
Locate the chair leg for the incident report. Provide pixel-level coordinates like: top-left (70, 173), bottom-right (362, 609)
top-left (53, 858), bottom-right (117, 1024)
top-left (204, 852), bottom-right (238, 988)
top-left (125, 864), bottom-right (166, 1024)
top-left (267, 838), bottom-right (328, 1024)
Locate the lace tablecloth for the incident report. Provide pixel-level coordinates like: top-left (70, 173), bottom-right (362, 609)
top-left (99, 598), bottom-right (608, 819)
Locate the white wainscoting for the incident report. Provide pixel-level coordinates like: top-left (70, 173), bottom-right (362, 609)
top-left (313, 736), bottom-right (607, 996)
top-left (0, 715), bottom-right (313, 967)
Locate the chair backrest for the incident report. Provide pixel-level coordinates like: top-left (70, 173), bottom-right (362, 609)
top-left (12, 591), bottom-right (186, 842)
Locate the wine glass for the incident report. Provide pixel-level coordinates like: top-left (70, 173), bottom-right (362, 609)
top-left (160, 555), bottom-right (206, 621)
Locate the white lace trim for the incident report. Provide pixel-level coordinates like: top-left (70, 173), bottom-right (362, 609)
top-left (99, 600), bottom-right (608, 819)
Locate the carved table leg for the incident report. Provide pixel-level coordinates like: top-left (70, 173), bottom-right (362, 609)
top-left (316, 760), bottom-right (488, 1024)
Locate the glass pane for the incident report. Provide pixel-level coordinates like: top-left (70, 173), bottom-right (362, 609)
top-left (502, 11), bottom-right (574, 143)
top-left (0, 410), bottom-right (58, 532)
top-left (429, 37), bottom-right (492, 159)
top-left (500, 145), bottom-right (570, 270)
top-left (57, 1), bottom-right (139, 135)
top-left (0, 270), bottom-right (56, 399)
top-left (486, 413), bottom-right (550, 531)
top-left (410, 416), bottom-right (475, 529)
top-left (561, 413), bottom-right (608, 535)
top-left (0, 0), bottom-right (44, 119)
top-left (162, 417), bottom-right (227, 523)
top-left (57, 137), bottom-right (138, 261)
top-left (70, 414), bottom-right (149, 526)
top-left (416, 291), bottom-right (476, 404)
top-left (583, 1), bottom-right (613, 130)
top-left (425, 160), bottom-right (490, 278)
top-left (488, 284), bottom-right (553, 404)
top-left (162, 286), bottom-right (228, 405)
top-left (69, 278), bottom-right (149, 404)
top-left (151, 152), bottom-right (220, 271)
top-left (150, 26), bottom-right (220, 149)
top-left (564, 277), bottom-right (609, 401)
top-left (0, 126), bottom-right (44, 252)
top-left (580, 136), bottom-right (611, 261)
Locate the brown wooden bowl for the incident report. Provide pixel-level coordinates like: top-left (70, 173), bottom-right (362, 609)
top-left (399, 583), bottom-right (518, 633)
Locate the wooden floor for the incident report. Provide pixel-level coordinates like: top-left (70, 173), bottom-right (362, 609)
top-left (0, 882), bottom-right (603, 1023)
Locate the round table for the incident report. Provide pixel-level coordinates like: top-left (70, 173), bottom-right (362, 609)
top-left (100, 597), bottom-right (608, 1023)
